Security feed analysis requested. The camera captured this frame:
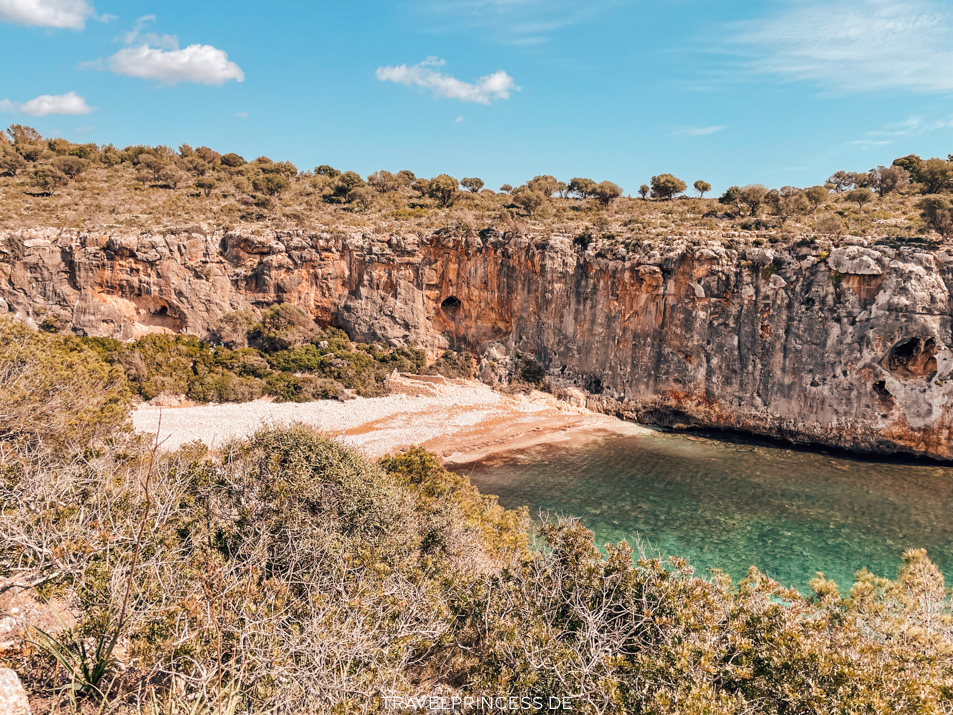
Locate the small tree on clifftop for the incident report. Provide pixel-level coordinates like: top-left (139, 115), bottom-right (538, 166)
top-left (846, 188), bottom-right (874, 212)
top-left (650, 174), bottom-right (686, 200)
top-left (592, 181), bottom-right (623, 207)
top-left (804, 186), bottom-right (829, 214)
top-left (694, 180), bottom-right (711, 198)
top-left (569, 177), bottom-right (596, 198)
top-left (427, 174), bottom-right (459, 207)
top-left (511, 186), bottom-right (547, 216)
top-left (31, 164), bottom-right (69, 195)
top-left (461, 177), bottom-right (484, 193)
top-left (868, 165), bottom-right (909, 197)
top-left (920, 195), bottom-right (953, 238)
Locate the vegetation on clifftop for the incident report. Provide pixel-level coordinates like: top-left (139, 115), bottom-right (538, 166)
top-left (3, 125), bottom-right (953, 248)
top-left (4, 324), bottom-right (953, 713)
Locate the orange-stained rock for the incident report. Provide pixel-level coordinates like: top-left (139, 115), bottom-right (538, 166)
top-left (2, 226), bottom-right (952, 460)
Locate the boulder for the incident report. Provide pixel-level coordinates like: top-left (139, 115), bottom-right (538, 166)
top-left (0, 669), bottom-right (30, 715)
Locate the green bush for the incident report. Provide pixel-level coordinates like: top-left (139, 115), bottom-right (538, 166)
top-left (426, 350), bottom-right (475, 378)
top-left (72, 324), bottom-right (427, 404)
top-left (4, 348), bottom-right (953, 713)
top-left (0, 318), bottom-right (131, 454)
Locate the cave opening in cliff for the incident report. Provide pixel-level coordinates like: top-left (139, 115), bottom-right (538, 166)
top-left (885, 337), bottom-right (938, 379)
top-left (441, 296), bottom-right (463, 315)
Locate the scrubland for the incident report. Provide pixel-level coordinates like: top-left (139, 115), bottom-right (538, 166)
top-left (2, 313), bottom-right (953, 714)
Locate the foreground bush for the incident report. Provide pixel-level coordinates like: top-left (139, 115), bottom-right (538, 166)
top-left (2, 322), bottom-right (953, 713)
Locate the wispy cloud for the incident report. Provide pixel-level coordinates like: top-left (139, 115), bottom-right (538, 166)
top-left (673, 125), bottom-right (726, 137)
top-left (0, 91), bottom-right (94, 116)
top-left (732, 0), bottom-right (953, 94)
top-left (851, 114), bottom-right (953, 148)
top-left (850, 139), bottom-right (892, 149)
top-left (376, 58), bottom-right (518, 104)
top-left (119, 15), bottom-right (179, 50)
top-left (0, 0), bottom-right (97, 29)
top-left (413, 0), bottom-right (628, 44)
top-left (87, 16), bottom-right (244, 86)
top-left (869, 115), bottom-right (953, 136)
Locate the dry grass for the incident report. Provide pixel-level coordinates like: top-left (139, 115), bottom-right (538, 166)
top-left (0, 155), bottom-right (941, 251)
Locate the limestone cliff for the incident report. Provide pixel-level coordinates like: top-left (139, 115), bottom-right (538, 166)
top-left (3, 226), bottom-right (952, 460)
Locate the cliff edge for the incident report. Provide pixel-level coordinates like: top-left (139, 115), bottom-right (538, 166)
top-left (3, 226), bottom-right (952, 459)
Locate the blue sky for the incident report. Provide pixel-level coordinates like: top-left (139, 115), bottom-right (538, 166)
top-left (2, 0), bottom-right (953, 194)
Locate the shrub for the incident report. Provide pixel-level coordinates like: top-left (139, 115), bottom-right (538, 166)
top-left (520, 356), bottom-right (546, 384)
top-left (511, 186), bottom-right (547, 216)
top-left (569, 177), bottom-right (597, 198)
top-left (220, 152), bottom-right (245, 168)
top-left (0, 147), bottom-right (28, 176)
top-left (427, 174), bottom-right (459, 207)
top-left (30, 164), bottom-right (69, 195)
top-left (195, 176), bottom-right (217, 197)
top-left (461, 177), bottom-right (484, 193)
top-left (251, 173), bottom-right (290, 198)
top-left (255, 303), bottom-right (318, 351)
top-left (592, 180), bottom-right (623, 207)
top-left (0, 318), bottom-right (131, 455)
top-left (919, 195), bottom-right (953, 238)
top-left (650, 174), bottom-right (687, 200)
top-left (426, 350), bottom-right (474, 378)
top-left (51, 155), bottom-right (88, 179)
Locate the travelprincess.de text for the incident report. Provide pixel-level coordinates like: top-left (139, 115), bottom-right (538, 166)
top-left (382, 695), bottom-right (577, 711)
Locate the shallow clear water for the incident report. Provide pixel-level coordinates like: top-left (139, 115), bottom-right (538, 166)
top-left (460, 431), bottom-right (953, 593)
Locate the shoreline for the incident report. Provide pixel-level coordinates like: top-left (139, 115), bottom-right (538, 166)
top-left (133, 373), bottom-right (653, 463)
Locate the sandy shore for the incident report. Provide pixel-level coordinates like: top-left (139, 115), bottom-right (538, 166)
top-left (133, 374), bottom-right (651, 463)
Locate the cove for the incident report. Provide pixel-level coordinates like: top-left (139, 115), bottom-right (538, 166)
top-left (458, 431), bottom-right (953, 594)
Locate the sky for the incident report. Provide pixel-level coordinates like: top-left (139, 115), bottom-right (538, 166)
top-left (1, 0), bottom-right (953, 194)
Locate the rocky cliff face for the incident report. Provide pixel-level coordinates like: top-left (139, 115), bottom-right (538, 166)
top-left (3, 226), bottom-right (952, 460)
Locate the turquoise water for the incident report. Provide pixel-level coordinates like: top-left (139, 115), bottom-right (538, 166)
top-left (460, 431), bottom-right (953, 593)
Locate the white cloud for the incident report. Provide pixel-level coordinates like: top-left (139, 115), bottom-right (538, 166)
top-left (674, 125), bottom-right (726, 137)
top-left (0, 0), bottom-right (96, 29)
top-left (0, 91), bottom-right (94, 116)
top-left (734, 0), bottom-right (953, 93)
top-left (89, 15), bottom-right (242, 86)
top-left (376, 59), bottom-right (517, 104)
top-left (105, 44), bottom-right (245, 86)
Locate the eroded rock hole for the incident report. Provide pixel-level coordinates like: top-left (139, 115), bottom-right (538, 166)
top-left (885, 337), bottom-right (938, 379)
top-left (872, 379), bottom-right (895, 408)
top-left (441, 296), bottom-right (463, 316)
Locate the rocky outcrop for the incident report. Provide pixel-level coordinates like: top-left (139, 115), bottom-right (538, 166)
top-left (0, 669), bottom-right (31, 715)
top-left (2, 227), bottom-right (953, 460)
top-left (0, 575), bottom-right (73, 655)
